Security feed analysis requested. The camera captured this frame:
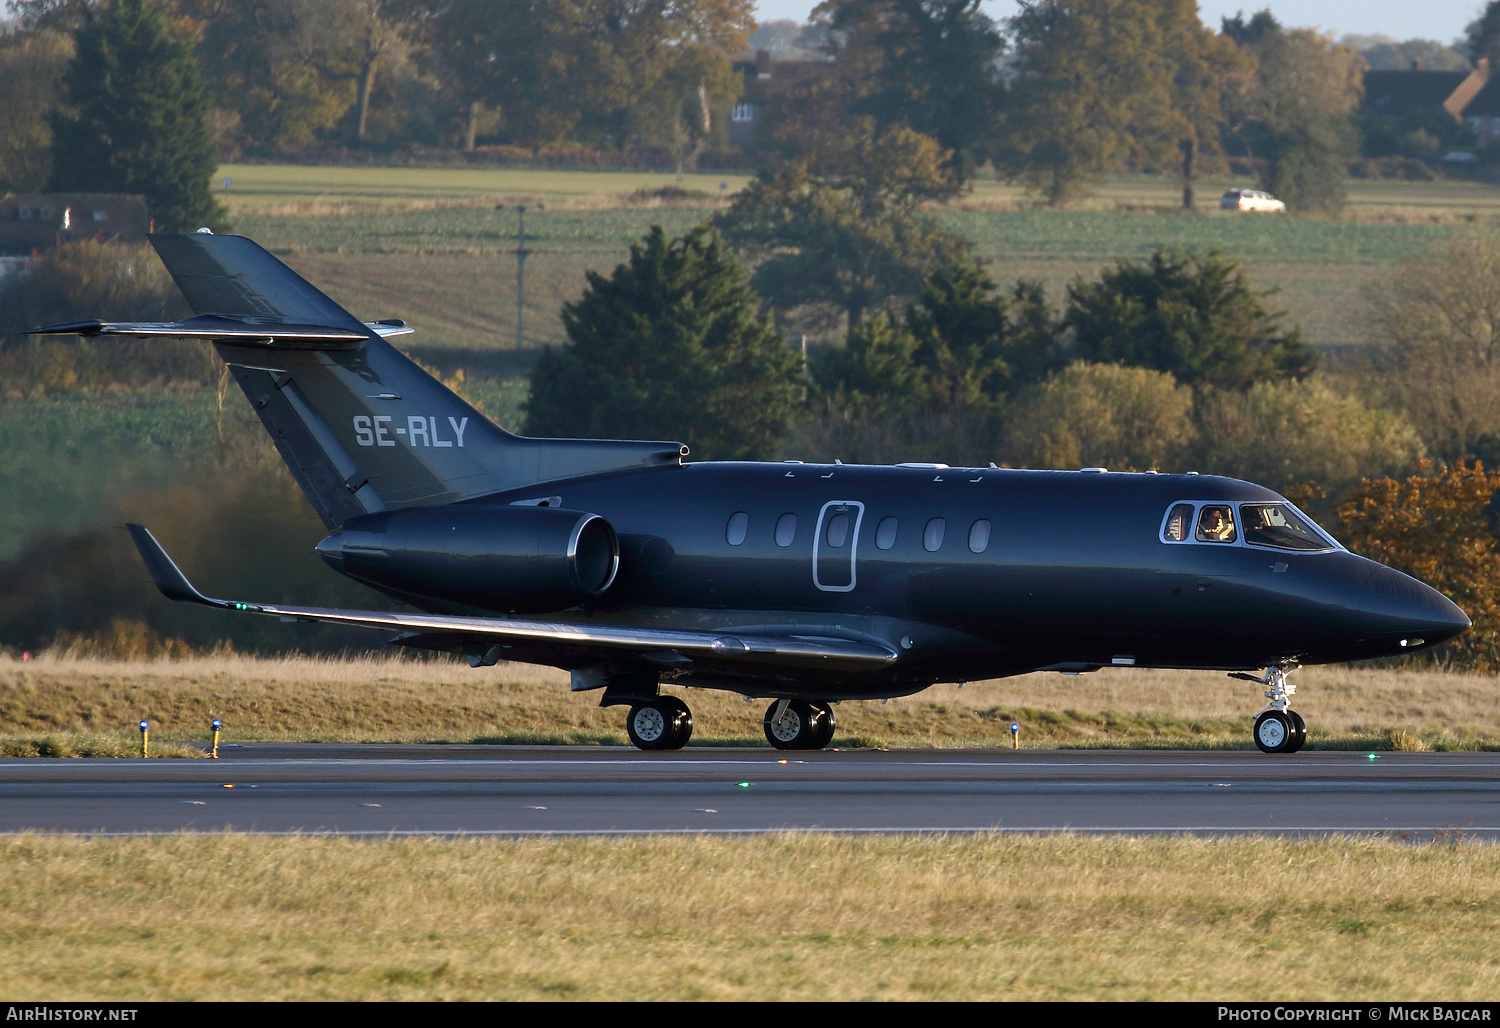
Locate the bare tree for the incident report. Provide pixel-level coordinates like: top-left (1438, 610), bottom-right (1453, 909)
top-left (1372, 232), bottom-right (1500, 461)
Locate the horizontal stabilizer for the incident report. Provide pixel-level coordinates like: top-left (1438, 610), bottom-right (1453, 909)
top-left (126, 524), bottom-right (898, 672)
top-left (31, 315), bottom-right (370, 348)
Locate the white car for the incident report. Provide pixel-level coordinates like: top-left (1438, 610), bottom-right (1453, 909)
top-left (1220, 188), bottom-right (1286, 213)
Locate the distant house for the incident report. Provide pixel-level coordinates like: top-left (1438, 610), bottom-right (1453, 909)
top-left (1442, 60), bottom-right (1500, 145)
top-left (1363, 68), bottom-right (1473, 120)
top-left (1358, 59), bottom-right (1500, 149)
top-left (0, 193), bottom-right (150, 255)
top-left (728, 49), bottom-right (836, 148)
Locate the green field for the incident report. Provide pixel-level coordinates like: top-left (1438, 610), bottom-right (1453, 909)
top-left (211, 164), bottom-right (1500, 353)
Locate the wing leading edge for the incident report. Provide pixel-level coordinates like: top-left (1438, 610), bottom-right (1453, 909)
top-left (125, 524), bottom-right (899, 673)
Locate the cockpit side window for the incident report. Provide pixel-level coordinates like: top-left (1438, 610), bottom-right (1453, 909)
top-left (1195, 504), bottom-right (1236, 543)
top-left (1162, 503), bottom-right (1195, 542)
top-left (1241, 503), bottom-right (1333, 551)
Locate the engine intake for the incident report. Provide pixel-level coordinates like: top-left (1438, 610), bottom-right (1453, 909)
top-left (317, 505), bottom-right (618, 613)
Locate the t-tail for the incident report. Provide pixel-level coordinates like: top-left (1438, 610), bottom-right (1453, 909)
top-left (32, 232), bottom-right (687, 528)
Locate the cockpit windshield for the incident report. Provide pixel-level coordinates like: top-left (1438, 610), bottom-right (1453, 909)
top-left (1240, 503), bottom-right (1333, 551)
top-left (1161, 500), bottom-right (1338, 551)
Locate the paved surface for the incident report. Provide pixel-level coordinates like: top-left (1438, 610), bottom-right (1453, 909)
top-left (1, 746), bottom-right (1497, 836)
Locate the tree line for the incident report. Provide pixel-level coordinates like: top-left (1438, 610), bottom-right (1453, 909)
top-left (12, 0), bottom-right (1500, 215)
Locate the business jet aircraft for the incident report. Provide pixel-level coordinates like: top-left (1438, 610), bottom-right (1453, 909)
top-left (34, 233), bottom-right (1471, 753)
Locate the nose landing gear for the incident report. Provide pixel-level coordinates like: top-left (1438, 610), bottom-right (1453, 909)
top-left (1237, 665), bottom-right (1306, 753)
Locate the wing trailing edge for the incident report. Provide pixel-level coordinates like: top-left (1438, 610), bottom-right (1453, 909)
top-left (125, 524), bottom-right (899, 672)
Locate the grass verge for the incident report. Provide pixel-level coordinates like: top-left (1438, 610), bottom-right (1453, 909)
top-left (0, 833), bottom-right (1496, 1000)
top-left (2, 654), bottom-right (1498, 752)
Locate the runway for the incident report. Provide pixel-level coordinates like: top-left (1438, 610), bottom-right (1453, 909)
top-left (2, 745), bottom-right (1499, 836)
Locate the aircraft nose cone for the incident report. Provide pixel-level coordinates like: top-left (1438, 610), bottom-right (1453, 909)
top-left (1359, 564), bottom-right (1470, 649)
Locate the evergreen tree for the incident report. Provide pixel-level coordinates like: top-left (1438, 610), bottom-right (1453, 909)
top-left (523, 226), bottom-right (803, 461)
top-left (907, 262), bottom-right (1061, 402)
top-left (48, 0), bottom-right (226, 233)
top-left (809, 311), bottom-right (930, 413)
top-left (1065, 248), bottom-right (1315, 391)
top-left (809, 260), bottom-right (1060, 412)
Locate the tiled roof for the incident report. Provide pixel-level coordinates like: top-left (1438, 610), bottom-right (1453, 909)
top-left (1363, 70), bottom-right (1471, 115)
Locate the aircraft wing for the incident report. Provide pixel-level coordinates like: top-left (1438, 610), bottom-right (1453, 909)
top-left (126, 524), bottom-right (898, 672)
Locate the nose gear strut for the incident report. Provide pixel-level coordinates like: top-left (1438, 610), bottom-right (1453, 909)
top-left (1231, 664), bottom-right (1307, 754)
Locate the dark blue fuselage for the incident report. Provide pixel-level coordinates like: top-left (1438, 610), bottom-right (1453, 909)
top-left (384, 462), bottom-right (1471, 701)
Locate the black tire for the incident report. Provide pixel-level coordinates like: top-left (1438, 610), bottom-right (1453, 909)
top-left (764, 700), bottom-right (816, 750)
top-left (627, 702), bottom-right (672, 750)
top-left (1253, 709), bottom-right (1296, 753)
top-left (809, 702), bottom-right (836, 749)
top-left (1286, 710), bottom-right (1307, 753)
top-left (660, 695), bottom-right (693, 750)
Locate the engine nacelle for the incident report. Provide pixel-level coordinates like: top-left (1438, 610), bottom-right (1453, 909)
top-left (316, 505), bottom-right (619, 613)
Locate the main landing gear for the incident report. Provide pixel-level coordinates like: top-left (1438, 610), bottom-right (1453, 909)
top-left (621, 696), bottom-right (839, 751)
top-left (762, 699), bottom-right (836, 751)
top-left (1237, 665), bottom-right (1307, 754)
top-left (625, 695), bottom-right (693, 751)
top-left (600, 676), bottom-right (838, 751)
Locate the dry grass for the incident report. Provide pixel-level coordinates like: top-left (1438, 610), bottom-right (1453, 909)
top-left (2, 653), bottom-right (1497, 751)
top-left (216, 163), bottom-right (752, 214)
top-left (0, 832), bottom-right (1496, 1000)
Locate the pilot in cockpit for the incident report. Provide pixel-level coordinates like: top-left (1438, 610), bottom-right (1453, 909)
top-left (1196, 505), bottom-right (1236, 542)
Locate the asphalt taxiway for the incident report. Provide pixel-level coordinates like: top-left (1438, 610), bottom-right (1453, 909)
top-left (1, 745), bottom-right (1498, 836)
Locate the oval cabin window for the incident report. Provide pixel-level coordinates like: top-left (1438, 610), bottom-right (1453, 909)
top-left (775, 513), bottom-right (797, 547)
top-left (825, 513), bottom-right (850, 548)
top-left (726, 512), bottom-right (749, 546)
top-left (875, 516), bottom-right (898, 550)
top-left (923, 518), bottom-right (945, 552)
top-left (968, 519), bottom-right (991, 553)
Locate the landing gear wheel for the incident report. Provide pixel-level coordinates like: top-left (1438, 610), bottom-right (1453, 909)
top-left (809, 702), bottom-right (836, 749)
top-left (764, 700), bottom-right (820, 750)
top-left (1286, 710), bottom-right (1307, 753)
top-left (660, 695), bottom-right (693, 750)
top-left (627, 698), bottom-right (692, 751)
top-left (1253, 709), bottom-right (1297, 754)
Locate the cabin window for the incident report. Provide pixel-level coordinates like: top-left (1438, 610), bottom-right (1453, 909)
top-left (1162, 503), bottom-right (1195, 542)
top-left (824, 513), bottom-right (850, 548)
top-left (923, 517), bottom-right (945, 552)
top-left (1241, 503), bottom-right (1331, 551)
top-left (1195, 505), bottom-right (1237, 543)
top-left (875, 516), bottom-right (898, 550)
top-left (775, 513), bottom-right (797, 547)
top-left (968, 519), bottom-right (991, 553)
top-left (725, 511), bottom-right (749, 546)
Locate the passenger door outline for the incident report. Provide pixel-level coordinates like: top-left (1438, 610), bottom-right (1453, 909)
top-left (813, 500), bottom-right (865, 593)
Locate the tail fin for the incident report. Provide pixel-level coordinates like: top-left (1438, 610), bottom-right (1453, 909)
top-left (137, 234), bottom-right (687, 528)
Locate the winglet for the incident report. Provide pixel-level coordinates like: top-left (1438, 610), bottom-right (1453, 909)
top-left (126, 523), bottom-right (253, 611)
